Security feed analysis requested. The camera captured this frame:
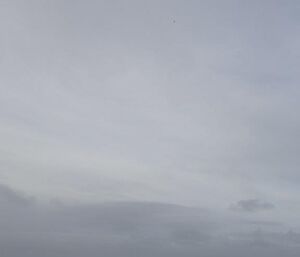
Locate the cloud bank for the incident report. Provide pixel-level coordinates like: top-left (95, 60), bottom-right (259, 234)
top-left (0, 184), bottom-right (298, 257)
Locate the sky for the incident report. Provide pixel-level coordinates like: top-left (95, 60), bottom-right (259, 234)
top-left (1, 0), bottom-right (300, 256)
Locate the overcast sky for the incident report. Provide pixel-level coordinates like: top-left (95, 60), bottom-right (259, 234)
top-left (1, 1), bottom-right (300, 256)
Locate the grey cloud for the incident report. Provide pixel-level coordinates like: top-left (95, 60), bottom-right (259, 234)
top-left (1, 0), bottom-right (300, 256)
top-left (0, 183), bottom-right (34, 207)
top-left (0, 199), bottom-right (299, 257)
top-left (1, 0), bottom-right (300, 206)
top-left (230, 199), bottom-right (275, 213)
top-left (0, 184), bottom-right (299, 257)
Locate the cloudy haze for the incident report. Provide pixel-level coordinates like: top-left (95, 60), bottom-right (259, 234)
top-left (1, 0), bottom-right (300, 256)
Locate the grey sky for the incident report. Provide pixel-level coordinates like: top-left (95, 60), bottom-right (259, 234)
top-left (1, 1), bottom-right (300, 256)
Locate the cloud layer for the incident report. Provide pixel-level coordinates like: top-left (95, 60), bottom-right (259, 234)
top-left (1, 0), bottom-right (300, 256)
top-left (0, 184), bottom-right (299, 257)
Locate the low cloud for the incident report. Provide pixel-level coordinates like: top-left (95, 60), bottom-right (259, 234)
top-left (0, 184), bottom-right (299, 257)
top-left (230, 199), bottom-right (275, 213)
top-left (0, 183), bottom-right (35, 207)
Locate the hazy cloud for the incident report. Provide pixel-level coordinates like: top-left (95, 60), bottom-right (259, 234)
top-left (1, 0), bottom-right (300, 256)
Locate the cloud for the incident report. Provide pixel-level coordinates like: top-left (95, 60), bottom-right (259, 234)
top-left (0, 183), bottom-right (35, 207)
top-left (1, 0), bottom-right (300, 256)
top-left (0, 0), bottom-right (299, 220)
top-left (230, 199), bottom-right (275, 213)
top-left (0, 184), bottom-right (298, 257)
